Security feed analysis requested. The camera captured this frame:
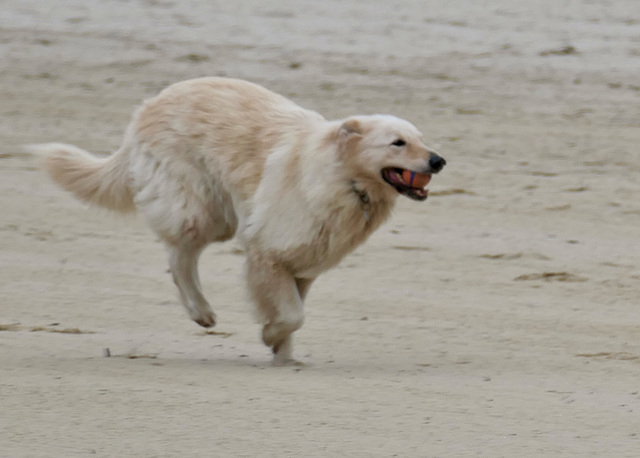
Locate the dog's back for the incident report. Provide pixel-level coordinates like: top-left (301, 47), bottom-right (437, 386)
top-left (134, 78), bottom-right (324, 201)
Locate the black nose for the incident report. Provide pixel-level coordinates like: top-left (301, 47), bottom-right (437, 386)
top-left (429, 154), bottom-right (446, 173)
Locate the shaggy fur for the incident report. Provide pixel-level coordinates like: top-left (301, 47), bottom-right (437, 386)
top-left (31, 77), bottom-right (445, 365)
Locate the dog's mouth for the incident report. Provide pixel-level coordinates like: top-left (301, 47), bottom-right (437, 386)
top-left (381, 168), bottom-right (431, 201)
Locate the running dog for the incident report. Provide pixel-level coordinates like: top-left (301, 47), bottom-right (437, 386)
top-left (32, 77), bottom-right (446, 365)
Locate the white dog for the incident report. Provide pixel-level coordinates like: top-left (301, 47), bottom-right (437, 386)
top-left (32, 77), bottom-right (446, 365)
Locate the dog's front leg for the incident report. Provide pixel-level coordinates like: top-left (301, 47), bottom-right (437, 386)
top-left (245, 254), bottom-right (305, 366)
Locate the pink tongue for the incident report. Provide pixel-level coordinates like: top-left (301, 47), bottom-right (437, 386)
top-left (401, 170), bottom-right (431, 188)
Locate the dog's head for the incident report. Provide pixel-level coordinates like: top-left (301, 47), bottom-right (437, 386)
top-left (336, 115), bottom-right (445, 201)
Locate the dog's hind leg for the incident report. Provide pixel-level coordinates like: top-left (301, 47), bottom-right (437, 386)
top-left (132, 152), bottom-right (238, 328)
top-left (167, 243), bottom-right (216, 328)
top-left (136, 188), bottom-right (219, 328)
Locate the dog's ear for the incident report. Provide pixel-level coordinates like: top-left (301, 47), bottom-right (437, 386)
top-left (337, 118), bottom-right (363, 157)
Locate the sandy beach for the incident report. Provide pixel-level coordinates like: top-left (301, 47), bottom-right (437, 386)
top-left (1, 1), bottom-right (639, 456)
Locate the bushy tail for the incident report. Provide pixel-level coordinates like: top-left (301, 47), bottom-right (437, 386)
top-left (27, 143), bottom-right (136, 213)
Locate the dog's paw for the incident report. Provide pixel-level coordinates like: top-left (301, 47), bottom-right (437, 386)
top-left (191, 309), bottom-right (216, 328)
top-left (262, 316), bottom-right (303, 347)
top-left (262, 323), bottom-right (290, 348)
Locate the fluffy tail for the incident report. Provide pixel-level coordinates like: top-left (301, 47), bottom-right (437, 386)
top-left (27, 143), bottom-right (136, 213)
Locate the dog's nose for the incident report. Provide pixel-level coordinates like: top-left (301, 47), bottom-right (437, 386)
top-left (429, 154), bottom-right (446, 173)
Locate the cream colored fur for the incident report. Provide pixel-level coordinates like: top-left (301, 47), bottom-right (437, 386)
top-left (32, 77), bottom-right (442, 365)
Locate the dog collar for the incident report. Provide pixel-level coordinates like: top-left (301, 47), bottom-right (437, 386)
top-left (351, 181), bottom-right (371, 222)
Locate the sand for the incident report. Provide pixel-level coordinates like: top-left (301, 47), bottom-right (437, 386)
top-left (1, 1), bottom-right (639, 456)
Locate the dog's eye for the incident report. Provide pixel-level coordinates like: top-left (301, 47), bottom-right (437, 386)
top-left (391, 139), bottom-right (406, 147)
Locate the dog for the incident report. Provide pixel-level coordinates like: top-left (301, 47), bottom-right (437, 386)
top-left (31, 77), bottom-right (446, 365)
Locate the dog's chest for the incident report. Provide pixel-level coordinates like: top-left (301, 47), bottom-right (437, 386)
top-left (244, 148), bottom-right (394, 277)
top-left (275, 198), bottom-right (391, 278)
